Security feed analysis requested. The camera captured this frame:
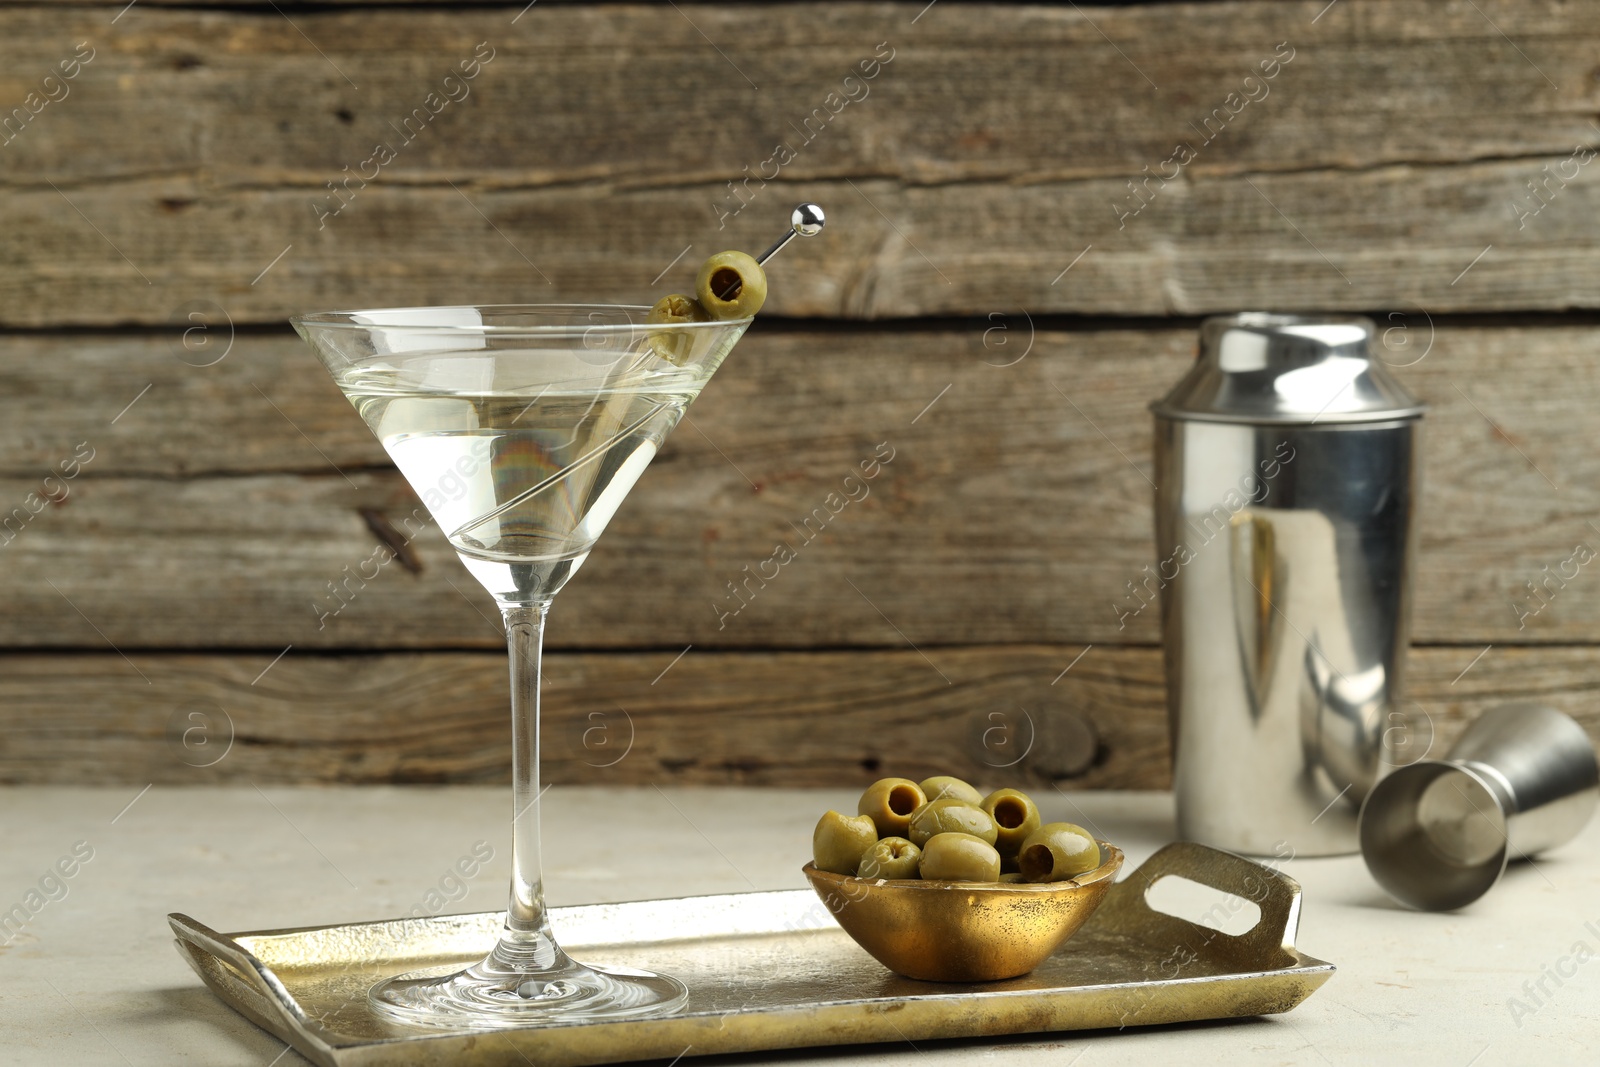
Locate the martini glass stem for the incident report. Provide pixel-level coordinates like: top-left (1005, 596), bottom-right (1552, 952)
top-left (500, 599), bottom-right (564, 963)
top-left (365, 588), bottom-right (687, 1022)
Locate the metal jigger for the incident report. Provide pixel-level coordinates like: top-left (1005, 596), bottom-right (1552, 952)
top-left (1360, 704), bottom-right (1599, 910)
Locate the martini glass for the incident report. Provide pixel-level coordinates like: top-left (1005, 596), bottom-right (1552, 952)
top-left (292, 304), bottom-right (750, 1028)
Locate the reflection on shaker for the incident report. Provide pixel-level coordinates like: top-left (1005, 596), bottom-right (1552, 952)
top-left (1227, 511), bottom-right (1277, 711)
top-left (1234, 508), bottom-right (1386, 807)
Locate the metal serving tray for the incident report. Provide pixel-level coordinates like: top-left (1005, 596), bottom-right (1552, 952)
top-left (171, 842), bottom-right (1333, 1066)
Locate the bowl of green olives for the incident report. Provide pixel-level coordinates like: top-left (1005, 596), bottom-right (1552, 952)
top-left (804, 776), bottom-right (1124, 982)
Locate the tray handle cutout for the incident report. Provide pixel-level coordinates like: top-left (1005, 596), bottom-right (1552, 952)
top-left (1144, 875), bottom-right (1262, 937)
top-left (1102, 842), bottom-right (1305, 963)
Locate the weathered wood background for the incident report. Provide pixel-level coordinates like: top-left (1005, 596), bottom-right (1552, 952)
top-left (3, 0), bottom-right (1597, 785)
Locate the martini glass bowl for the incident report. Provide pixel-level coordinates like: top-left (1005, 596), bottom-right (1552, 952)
top-left (292, 305), bottom-right (750, 1029)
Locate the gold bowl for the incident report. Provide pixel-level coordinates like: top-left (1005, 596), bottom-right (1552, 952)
top-left (802, 842), bottom-right (1124, 982)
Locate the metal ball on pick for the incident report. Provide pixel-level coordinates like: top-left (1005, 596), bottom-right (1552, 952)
top-left (791, 203), bottom-right (826, 237)
top-left (757, 203), bottom-right (826, 265)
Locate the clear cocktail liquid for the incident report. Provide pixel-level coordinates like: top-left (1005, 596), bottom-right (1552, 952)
top-left (340, 350), bottom-right (710, 601)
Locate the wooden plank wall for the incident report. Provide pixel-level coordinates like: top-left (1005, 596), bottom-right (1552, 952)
top-left (3, 1), bottom-right (1598, 786)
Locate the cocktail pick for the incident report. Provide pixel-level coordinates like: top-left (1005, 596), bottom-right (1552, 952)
top-left (756, 203), bottom-right (826, 265)
top-left (662, 203), bottom-right (828, 326)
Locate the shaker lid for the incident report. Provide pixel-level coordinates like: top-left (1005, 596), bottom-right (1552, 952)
top-left (1150, 313), bottom-right (1427, 424)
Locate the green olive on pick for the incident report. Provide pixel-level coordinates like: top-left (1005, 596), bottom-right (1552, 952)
top-left (919, 832), bottom-right (1001, 882)
top-left (813, 810), bottom-right (878, 876)
top-left (857, 836), bottom-right (921, 879)
top-left (646, 294), bottom-right (709, 364)
top-left (858, 777), bottom-right (927, 838)
top-left (695, 250), bottom-right (767, 320)
top-left (906, 798), bottom-right (998, 848)
top-left (647, 293), bottom-right (708, 326)
top-left (1018, 822), bottom-right (1101, 883)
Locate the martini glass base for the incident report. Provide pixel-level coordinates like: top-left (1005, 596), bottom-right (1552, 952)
top-left (369, 951), bottom-right (688, 1030)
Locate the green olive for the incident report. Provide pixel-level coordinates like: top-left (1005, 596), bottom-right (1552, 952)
top-left (695, 250), bottom-right (767, 320)
top-left (980, 788), bottom-right (1042, 859)
top-left (812, 810), bottom-right (878, 876)
top-left (857, 777), bottom-right (927, 838)
top-left (906, 798), bottom-right (998, 848)
top-left (856, 836), bottom-right (922, 880)
top-left (1018, 822), bottom-right (1101, 883)
top-left (919, 832), bottom-right (1001, 882)
top-left (998, 872), bottom-right (1027, 883)
top-left (918, 776), bottom-right (983, 806)
top-left (647, 293), bottom-right (708, 325)
top-left (646, 294), bottom-right (709, 364)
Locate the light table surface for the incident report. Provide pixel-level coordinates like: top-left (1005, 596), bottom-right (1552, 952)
top-left (1, 786), bottom-right (1596, 1065)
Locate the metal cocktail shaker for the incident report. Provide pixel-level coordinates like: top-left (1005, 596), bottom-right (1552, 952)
top-left (1150, 314), bottom-right (1426, 856)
